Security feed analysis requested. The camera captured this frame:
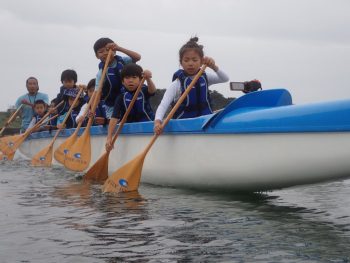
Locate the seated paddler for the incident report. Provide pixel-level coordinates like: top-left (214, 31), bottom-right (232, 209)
top-left (105, 63), bottom-right (156, 151)
top-left (153, 37), bottom-right (229, 135)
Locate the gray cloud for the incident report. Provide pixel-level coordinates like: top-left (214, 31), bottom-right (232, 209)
top-left (0, 0), bottom-right (350, 110)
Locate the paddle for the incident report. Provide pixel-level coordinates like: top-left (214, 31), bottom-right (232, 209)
top-left (53, 91), bottom-right (97, 165)
top-left (0, 104), bottom-right (23, 137)
top-left (84, 77), bottom-right (146, 182)
top-left (0, 113), bottom-right (59, 161)
top-left (0, 100), bottom-right (63, 158)
top-left (102, 65), bottom-right (207, 193)
top-left (31, 87), bottom-right (84, 167)
top-left (63, 49), bottom-right (113, 172)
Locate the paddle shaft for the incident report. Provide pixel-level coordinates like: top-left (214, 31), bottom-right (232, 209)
top-left (84, 78), bottom-right (146, 181)
top-left (60, 86), bottom-right (84, 125)
top-left (110, 78), bottom-right (146, 147)
top-left (0, 104), bottom-right (23, 135)
top-left (22, 100), bottom-right (64, 137)
top-left (63, 50), bottom-right (113, 171)
top-left (50, 88), bottom-right (84, 142)
top-left (46, 87), bottom-right (84, 144)
top-left (144, 66), bottom-right (207, 155)
top-left (85, 49), bottom-right (113, 130)
top-left (70, 91), bottom-right (98, 136)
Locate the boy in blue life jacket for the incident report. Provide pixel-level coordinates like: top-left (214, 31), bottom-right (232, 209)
top-left (75, 78), bottom-right (107, 126)
top-left (46, 99), bottom-right (58, 131)
top-left (56, 88), bottom-right (84, 129)
top-left (26, 100), bottom-right (50, 132)
top-left (93, 37), bottom-right (141, 119)
top-left (105, 63), bottom-right (156, 151)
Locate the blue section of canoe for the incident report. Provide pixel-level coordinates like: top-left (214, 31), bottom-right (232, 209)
top-left (205, 89), bottom-right (350, 133)
top-left (28, 89), bottom-right (350, 140)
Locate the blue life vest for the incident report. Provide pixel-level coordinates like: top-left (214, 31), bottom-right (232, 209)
top-left (122, 86), bottom-right (154, 122)
top-left (60, 110), bottom-right (79, 129)
top-left (33, 113), bottom-right (48, 130)
top-left (98, 55), bottom-right (125, 106)
top-left (34, 114), bottom-right (44, 124)
top-left (83, 99), bottom-right (107, 126)
top-left (172, 69), bottom-right (213, 119)
top-left (57, 103), bottom-right (80, 128)
top-left (47, 114), bottom-right (57, 127)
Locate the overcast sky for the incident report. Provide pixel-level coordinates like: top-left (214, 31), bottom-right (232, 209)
top-left (0, 0), bottom-right (349, 110)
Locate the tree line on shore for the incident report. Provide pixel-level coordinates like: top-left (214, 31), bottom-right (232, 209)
top-left (0, 90), bottom-right (235, 132)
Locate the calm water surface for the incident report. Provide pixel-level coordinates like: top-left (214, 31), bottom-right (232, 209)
top-left (0, 160), bottom-right (349, 262)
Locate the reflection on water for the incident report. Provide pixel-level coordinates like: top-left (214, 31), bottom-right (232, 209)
top-left (0, 159), bottom-right (349, 262)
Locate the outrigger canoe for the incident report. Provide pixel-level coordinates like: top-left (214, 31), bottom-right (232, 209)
top-left (19, 89), bottom-right (350, 191)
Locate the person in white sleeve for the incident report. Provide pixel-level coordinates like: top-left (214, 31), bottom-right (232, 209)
top-left (154, 36), bottom-right (229, 135)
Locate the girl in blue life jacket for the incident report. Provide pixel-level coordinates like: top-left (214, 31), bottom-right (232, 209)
top-left (154, 37), bottom-right (229, 135)
top-left (105, 63), bottom-right (156, 151)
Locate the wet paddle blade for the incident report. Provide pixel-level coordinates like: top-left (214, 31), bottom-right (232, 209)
top-left (0, 134), bottom-right (26, 157)
top-left (54, 132), bottom-right (78, 165)
top-left (0, 151), bottom-right (15, 161)
top-left (31, 145), bottom-right (53, 167)
top-left (64, 131), bottom-right (91, 172)
top-left (102, 153), bottom-right (146, 193)
top-left (83, 151), bottom-right (109, 183)
top-left (0, 134), bottom-right (21, 153)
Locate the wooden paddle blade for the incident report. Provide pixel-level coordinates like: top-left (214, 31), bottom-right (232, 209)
top-left (83, 151), bottom-right (109, 183)
top-left (102, 153), bottom-right (146, 193)
top-left (54, 133), bottom-right (78, 164)
top-left (31, 145), bottom-right (53, 167)
top-left (64, 131), bottom-right (91, 172)
top-left (0, 134), bottom-right (21, 153)
top-left (0, 134), bottom-right (26, 156)
top-left (0, 151), bottom-right (15, 161)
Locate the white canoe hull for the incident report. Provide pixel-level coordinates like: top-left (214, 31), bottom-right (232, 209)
top-left (19, 132), bottom-right (350, 191)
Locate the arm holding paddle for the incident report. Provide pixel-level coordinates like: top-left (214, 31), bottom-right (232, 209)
top-left (84, 63), bottom-right (147, 182)
top-left (106, 43), bottom-right (141, 63)
top-left (105, 68), bottom-right (155, 151)
top-left (105, 117), bottom-right (119, 151)
top-left (154, 56), bottom-right (224, 135)
top-left (143, 70), bottom-right (156, 94)
top-left (102, 66), bottom-right (207, 193)
top-left (20, 99), bottom-right (34, 107)
top-left (31, 88), bottom-right (84, 167)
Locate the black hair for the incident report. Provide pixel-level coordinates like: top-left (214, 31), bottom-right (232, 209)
top-left (93, 37), bottom-right (114, 54)
top-left (179, 37), bottom-right (204, 62)
top-left (121, 63), bottom-right (143, 80)
top-left (34, 100), bottom-right (46, 107)
top-left (87, 78), bottom-right (96, 90)
top-left (61, 69), bottom-right (77, 83)
top-left (26, 76), bottom-right (38, 86)
top-left (50, 99), bottom-right (57, 105)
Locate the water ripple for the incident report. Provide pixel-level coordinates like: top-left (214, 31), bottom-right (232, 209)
top-left (0, 160), bottom-right (350, 262)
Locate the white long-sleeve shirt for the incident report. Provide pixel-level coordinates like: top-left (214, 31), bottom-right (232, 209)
top-left (155, 68), bottom-right (229, 121)
top-left (75, 103), bottom-right (88, 123)
top-left (26, 116), bottom-right (49, 131)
